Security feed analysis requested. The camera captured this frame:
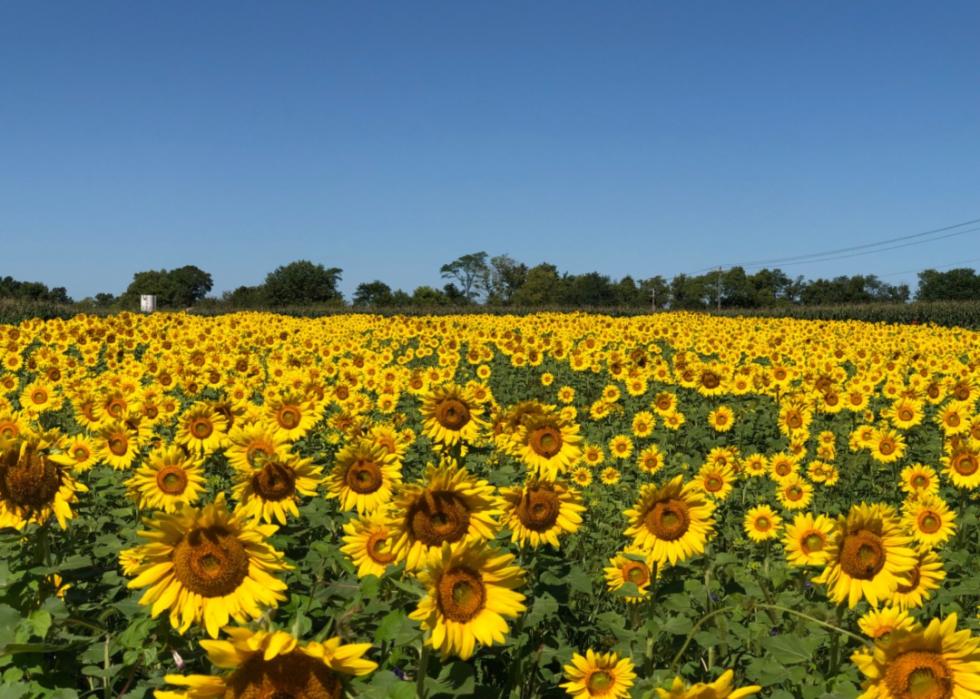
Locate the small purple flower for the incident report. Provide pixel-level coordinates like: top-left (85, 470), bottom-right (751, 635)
top-left (393, 667), bottom-right (406, 680)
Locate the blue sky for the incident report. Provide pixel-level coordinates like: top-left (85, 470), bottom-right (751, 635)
top-left (2, 2), bottom-right (979, 300)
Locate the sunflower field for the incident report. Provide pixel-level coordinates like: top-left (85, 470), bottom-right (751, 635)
top-left (1, 311), bottom-right (979, 699)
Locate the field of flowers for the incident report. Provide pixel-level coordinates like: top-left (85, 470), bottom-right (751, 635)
top-left (0, 311), bottom-right (979, 699)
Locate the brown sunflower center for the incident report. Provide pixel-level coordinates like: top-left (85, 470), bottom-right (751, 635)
top-left (73, 446), bottom-right (91, 461)
top-left (436, 566), bottom-right (486, 623)
top-left (644, 498), bottom-right (691, 541)
top-left (344, 459), bottom-right (383, 495)
top-left (899, 408), bottom-right (914, 421)
top-left (945, 413), bottom-right (960, 427)
top-left (883, 650), bottom-right (953, 699)
top-left (755, 516), bottom-right (772, 531)
top-left (108, 433), bottom-right (129, 457)
top-left (703, 475), bottom-right (724, 493)
top-left (897, 565), bottom-right (921, 594)
top-left (785, 485), bottom-right (804, 501)
top-left (916, 512), bottom-right (941, 534)
top-left (408, 490), bottom-right (471, 546)
top-left (225, 650), bottom-right (343, 699)
top-left (434, 399), bottom-right (470, 431)
top-left (246, 442), bottom-right (275, 468)
top-left (528, 426), bottom-right (563, 458)
top-left (252, 462), bottom-right (297, 501)
top-left (155, 466), bottom-right (189, 495)
top-left (879, 439), bottom-right (896, 456)
top-left (624, 561), bottom-right (650, 586)
top-left (701, 371), bottom-right (721, 389)
top-left (191, 418), bottom-right (214, 440)
top-left (587, 670), bottom-right (614, 694)
top-left (515, 486), bottom-right (560, 532)
top-left (31, 389), bottom-right (48, 404)
top-left (366, 531), bottom-right (396, 565)
top-left (787, 412), bottom-right (803, 429)
top-left (802, 532), bottom-right (826, 553)
top-left (0, 447), bottom-right (62, 511)
top-left (277, 406), bottom-right (301, 430)
top-left (912, 475), bottom-right (929, 489)
top-left (839, 529), bottom-right (886, 580)
top-left (172, 525), bottom-right (250, 598)
top-left (951, 451), bottom-right (978, 476)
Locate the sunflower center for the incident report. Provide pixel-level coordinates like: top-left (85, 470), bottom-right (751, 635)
top-left (172, 525), bottom-right (250, 598)
top-left (252, 462), bottom-right (297, 501)
top-left (408, 490), bottom-right (471, 546)
top-left (515, 486), bottom-right (560, 532)
top-left (704, 475), bottom-right (724, 493)
top-left (755, 516), bottom-right (771, 531)
top-left (246, 442), bottom-right (275, 468)
top-left (435, 399), bottom-right (470, 430)
top-left (73, 446), bottom-right (90, 461)
top-left (917, 512), bottom-right (941, 534)
top-left (366, 531), bottom-right (396, 565)
top-left (839, 529), bottom-right (886, 580)
top-left (0, 447), bottom-right (62, 511)
top-left (345, 459), bottom-right (383, 495)
top-left (787, 413), bottom-right (803, 429)
top-left (946, 413), bottom-right (960, 427)
top-left (644, 498), bottom-right (691, 541)
top-left (786, 486), bottom-right (803, 501)
top-left (436, 567), bottom-right (486, 623)
top-left (899, 408), bottom-right (914, 421)
top-left (802, 532), bottom-right (825, 553)
top-left (879, 439), bottom-right (896, 456)
top-left (701, 371), bottom-right (720, 389)
top-left (155, 466), bottom-right (189, 496)
top-left (587, 670), bottom-right (614, 694)
top-left (190, 418), bottom-right (213, 440)
top-left (951, 451), bottom-right (978, 476)
top-left (108, 433), bottom-right (129, 457)
top-left (912, 476), bottom-right (928, 488)
top-left (897, 565), bottom-right (921, 594)
top-left (624, 562), bottom-right (649, 585)
top-left (883, 650), bottom-right (952, 699)
top-left (529, 426), bottom-right (563, 458)
top-left (277, 407), bottom-right (301, 430)
top-left (31, 389), bottom-right (48, 404)
top-left (225, 651), bottom-right (343, 699)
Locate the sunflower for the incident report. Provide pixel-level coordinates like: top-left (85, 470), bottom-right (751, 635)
top-left (0, 436), bottom-right (86, 529)
top-left (744, 505), bottom-right (782, 542)
top-left (225, 421), bottom-right (291, 472)
top-left (96, 420), bottom-right (144, 470)
top-left (708, 406), bottom-right (735, 433)
top-left (340, 509), bottom-right (404, 578)
top-left (768, 453), bottom-right (799, 482)
top-left (561, 649), bottom-right (636, 699)
top-left (409, 541), bottom-right (526, 660)
top-left (420, 384), bottom-right (486, 447)
top-left (126, 445), bottom-right (206, 513)
top-left (500, 478), bottom-right (584, 548)
top-left (608, 434), bottom-right (634, 460)
top-left (389, 461), bottom-right (501, 571)
top-left (176, 403), bottom-right (229, 456)
top-left (941, 446), bottom-right (980, 489)
top-left (325, 439), bottom-right (400, 514)
top-left (517, 413), bottom-right (583, 480)
top-left (899, 464), bottom-right (940, 497)
top-left (696, 462), bottom-right (736, 501)
top-left (123, 495), bottom-right (291, 638)
top-left (858, 607), bottom-right (918, 640)
top-left (155, 627), bottom-right (376, 699)
top-left (0, 411), bottom-right (29, 452)
top-left (583, 443), bottom-right (605, 468)
top-left (233, 451), bottom-right (323, 524)
top-left (662, 410), bottom-right (686, 430)
top-left (742, 453), bottom-right (769, 477)
top-left (869, 427), bottom-right (907, 464)
top-left (600, 466), bottom-right (621, 485)
top-left (902, 494), bottom-right (956, 549)
top-left (631, 411), bottom-right (656, 438)
top-left (652, 391), bottom-right (678, 416)
top-left (19, 380), bottom-right (63, 416)
top-left (637, 444), bottom-right (666, 475)
top-left (623, 476), bottom-right (715, 566)
top-left (892, 546), bottom-right (946, 610)
top-left (265, 391), bottom-right (321, 441)
top-left (604, 547), bottom-right (657, 603)
top-left (783, 513), bottom-right (839, 567)
top-left (813, 503), bottom-right (918, 608)
top-left (886, 397), bottom-right (925, 430)
top-left (936, 401), bottom-right (971, 436)
top-left (851, 614), bottom-right (980, 699)
top-left (571, 467), bottom-right (593, 487)
top-left (656, 670), bottom-right (761, 699)
top-left (58, 434), bottom-right (99, 472)
top-left (775, 474), bottom-right (814, 511)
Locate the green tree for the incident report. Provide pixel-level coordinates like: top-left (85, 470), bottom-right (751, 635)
top-left (487, 255), bottom-right (528, 305)
top-left (916, 268), bottom-right (980, 301)
top-left (511, 263), bottom-right (562, 306)
top-left (561, 272), bottom-right (616, 306)
top-left (264, 261), bottom-right (344, 306)
top-left (440, 252), bottom-right (490, 302)
top-left (411, 285), bottom-right (450, 307)
top-left (353, 281), bottom-right (394, 307)
top-left (168, 265), bottom-right (213, 306)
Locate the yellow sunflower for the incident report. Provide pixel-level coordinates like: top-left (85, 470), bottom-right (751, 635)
top-left (123, 494), bottom-right (291, 637)
top-left (742, 453), bottom-right (769, 478)
top-left (941, 445), bottom-right (980, 489)
top-left (869, 427), bottom-right (907, 464)
top-left (656, 670), bottom-right (761, 699)
top-left (637, 444), bottom-right (666, 475)
top-left (0, 411), bottom-right (29, 452)
top-left (561, 649), bottom-right (636, 699)
top-left (783, 513), bottom-right (836, 567)
top-left (125, 445), bottom-right (205, 513)
top-left (899, 464), bottom-right (940, 497)
top-left (623, 475), bottom-right (715, 566)
top-left (409, 541), bottom-right (526, 660)
top-left (517, 413), bottom-right (583, 480)
top-left (813, 503), bottom-right (918, 608)
top-left (155, 627), bottom-right (376, 699)
top-left (325, 439), bottom-right (401, 514)
top-left (96, 420), bottom-right (145, 470)
top-left (604, 547), bottom-right (657, 603)
top-left (340, 510), bottom-right (404, 578)
top-left (0, 436), bottom-right (86, 529)
top-left (225, 421), bottom-right (291, 472)
top-left (902, 494), bottom-right (956, 549)
top-left (696, 462), bottom-right (736, 501)
top-left (775, 474), bottom-right (814, 511)
top-left (500, 478), bottom-right (585, 548)
top-left (389, 461), bottom-right (501, 571)
top-left (265, 391), bottom-right (321, 441)
top-left (420, 384), bottom-right (486, 447)
top-left (176, 402), bottom-right (229, 456)
top-left (58, 434), bottom-right (99, 472)
top-left (571, 467), bottom-right (593, 487)
top-left (892, 546), bottom-right (946, 610)
top-left (232, 451), bottom-right (323, 524)
top-left (744, 504), bottom-right (782, 542)
top-left (608, 434), bottom-right (634, 461)
top-left (857, 606), bottom-right (919, 640)
top-left (851, 614), bottom-right (980, 699)
top-left (707, 405), bottom-right (735, 433)
top-left (601, 466), bottom-right (622, 485)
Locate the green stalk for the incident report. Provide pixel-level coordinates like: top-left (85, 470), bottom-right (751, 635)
top-left (415, 643), bottom-right (430, 699)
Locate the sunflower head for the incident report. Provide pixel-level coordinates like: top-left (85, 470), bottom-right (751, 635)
top-left (623, 475), bottom-right (716, 566)
top-left (500, 478), bottom-right (585, 549)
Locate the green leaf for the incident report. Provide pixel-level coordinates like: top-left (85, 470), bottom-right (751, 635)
top-left (523, 593), bottom-right (559, 627)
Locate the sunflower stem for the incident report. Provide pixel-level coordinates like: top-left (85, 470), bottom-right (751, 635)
top-left (756, 603), bottom-right (865, 645)
top-left (415, 642), bottom-right (430, 699)
top-left (669, 606), bottom-right (737, 673)
top-left (827, 604), bottom-right (845, 676)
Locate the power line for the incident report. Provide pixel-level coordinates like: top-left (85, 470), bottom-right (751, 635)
top-left (879, 256), bottom-right (980, 278)
top-left (696, 216), bottom-right (980, 273)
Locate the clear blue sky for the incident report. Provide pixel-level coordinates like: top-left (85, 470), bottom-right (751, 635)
top-left (2, 2), bottom-right (979, 300)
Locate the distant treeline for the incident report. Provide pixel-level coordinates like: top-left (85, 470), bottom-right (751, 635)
top-left (3, 252), bottom-right (979, 312)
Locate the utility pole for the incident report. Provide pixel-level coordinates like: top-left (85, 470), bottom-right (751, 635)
top-left (651, 287), bottom-right (656, 311)
top-left (716, 267), bottom-right (722, 311)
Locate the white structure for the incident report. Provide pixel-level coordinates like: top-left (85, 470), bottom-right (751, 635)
top-left (140, 295), bottom-right (157, 313)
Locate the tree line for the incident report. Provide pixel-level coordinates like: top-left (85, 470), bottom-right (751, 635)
top-left (2, 253), bottom-right (978, 311)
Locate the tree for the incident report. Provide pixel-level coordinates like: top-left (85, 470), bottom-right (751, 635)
top-left (614, 276), bottom-right (643, 307)
top-left (353, 281), bottom-right (394, 307)
top-left (669, 274), bottom-right (711, 309)
top-left (561, 272), bottom-right (616, 306)
top-left (440, 252), bottom-right (490, 302)
top-left (264, 261), bottom-right (343, 306)
top-left (411, 285), bottom-right (449, 307)
top-left (168, 265), bottom-right (213, 306)
top-left (638, 276), bottom-right (670, 310)
top-left (486, 255), bottom-right (528, 305)
top-left (94, 293), bottom-right (116, 307)
top-left (511, 264), bottom-right (562, 306)
top-left (917, 268), bottom-right (980, 301)
top-left (223, 285), bottom-right (265, 307)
